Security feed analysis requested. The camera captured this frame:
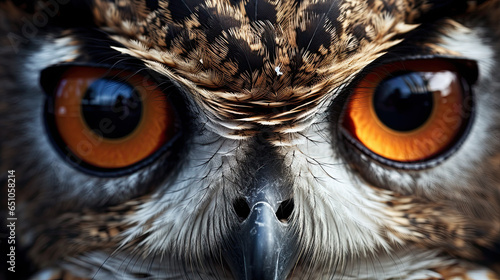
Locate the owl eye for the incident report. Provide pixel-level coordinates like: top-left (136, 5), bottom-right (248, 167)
top-left (42, 66), bottom-right (179, 174)
top-left (342, 59), bottom-right (476, 166)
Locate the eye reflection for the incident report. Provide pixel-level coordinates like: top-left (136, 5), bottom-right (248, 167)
top-left (373, 72), bottom-right (434, 132)
top-left (81, 79), bottom-right (143, 139)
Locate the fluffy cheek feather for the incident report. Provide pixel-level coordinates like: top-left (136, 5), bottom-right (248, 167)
top-left (281, 126), bottom-right (395, 256)
top-left (120, 128), bottom-right (244, 256)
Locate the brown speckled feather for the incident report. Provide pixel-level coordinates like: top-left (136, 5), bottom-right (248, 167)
top-left (1, 0), bottom-right (500, 279)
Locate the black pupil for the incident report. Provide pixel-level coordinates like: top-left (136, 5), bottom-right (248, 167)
top-left (373, 72), bottom-right (434, 132)
top-left (81, 78), bottom-right (142, 139)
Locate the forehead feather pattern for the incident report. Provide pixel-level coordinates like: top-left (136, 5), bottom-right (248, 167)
top-left (92, 0), bottom-right (421, 138)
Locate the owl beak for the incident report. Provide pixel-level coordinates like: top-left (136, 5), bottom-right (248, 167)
top-left (225, 200), bottom-right (298, 280)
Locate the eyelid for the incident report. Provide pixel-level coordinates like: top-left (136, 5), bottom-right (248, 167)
top-left (358, 56), bottom-right (479, 85)
top-left (40, 63), bottom-right (163, 96)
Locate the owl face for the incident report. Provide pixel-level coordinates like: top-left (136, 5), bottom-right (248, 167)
top-left (1, 0), bottom-right (500, 279)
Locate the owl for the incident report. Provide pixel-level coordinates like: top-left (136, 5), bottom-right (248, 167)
top-left (1, 0), bottom-right (500, 279)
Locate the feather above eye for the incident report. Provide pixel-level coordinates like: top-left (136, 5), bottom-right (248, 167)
top-left (0, 0), bottom-right (499, 280)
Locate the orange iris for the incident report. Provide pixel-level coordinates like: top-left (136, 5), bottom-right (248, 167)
top-left (342, 59), bottom-right (471, 162)
top-left (51, 67), bottom-right (176, 169)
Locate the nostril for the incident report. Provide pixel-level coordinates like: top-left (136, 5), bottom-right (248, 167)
top-left (276, 198), bottom-right (294, 223)
top-left (233, 197), bottom-right (251, 221)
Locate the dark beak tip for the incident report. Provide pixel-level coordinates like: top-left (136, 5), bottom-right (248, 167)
top-left (225, 202), bottom-right (297, 280)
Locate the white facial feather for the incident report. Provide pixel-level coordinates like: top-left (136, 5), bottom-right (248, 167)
top-left (55, 247), bottom-right (459, 279)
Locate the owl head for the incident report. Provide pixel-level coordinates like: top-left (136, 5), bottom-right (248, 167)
top-left (0, 0), bottom-right (500, 279)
